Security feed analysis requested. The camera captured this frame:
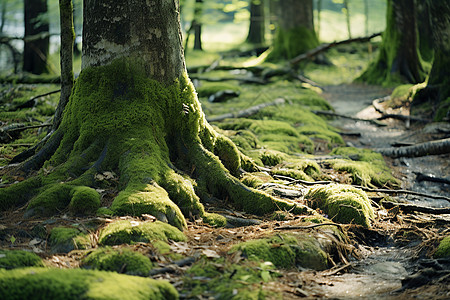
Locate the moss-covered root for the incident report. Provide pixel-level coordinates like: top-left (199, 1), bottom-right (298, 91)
top-left (0, 268), bottom-right (178, 300)
top-left (0, 250), bottom-right (44, 270)
top-left (190, 143), bottom-right (314, 216)
top-left (305, 184), bottom-right (375, 228)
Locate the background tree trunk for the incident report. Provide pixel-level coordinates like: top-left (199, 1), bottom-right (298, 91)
top-left (23, 0), bottom-right (49, 74)
top-left (412, 0), bottom-right (450, 121)
top-left (193, 0), bottom-right (203, 50)
top-left (53, 0), bottom-right (74, 130)
top-left (266, 0), bottom-right (319, 61)
top-left (358, 0), bottom-right (425, 85)
top-left (246, 0), bottom-right (265, 45)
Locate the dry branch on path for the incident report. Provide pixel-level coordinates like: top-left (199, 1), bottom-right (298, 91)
top-left (376, 137), bottom-right (450, 158)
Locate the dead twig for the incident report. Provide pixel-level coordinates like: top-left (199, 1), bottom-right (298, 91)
top-left (274, 223), bottom-right (343, 231)
top-left (312, 110), bottom-right (387, 126)
top-left (148, 255), bottom-right (198, 276)
top-left (381, 201), bottom-right (450, 215)
top-left (375, 137), bottom-right (450, 158)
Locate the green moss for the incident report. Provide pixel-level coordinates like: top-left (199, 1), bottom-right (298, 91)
top-left (231, 233), bottom-right (328, 270)
top-left (0, 177), bottom-right (42, 211)
top-left (328, 147), bottom-right (399, 187)
top-left (202, 212), bottom-right (227, 227)
top-left (305, 184), bottom-right (375, 228)
top-left (266, 26), bottom-right (319, 61)
top-left (259, 149), bottom-right (285, 166)
top-left (0, 267), bottom-right (178, 300)
top-left (182, 258), bottom-right (273, 300)
top-left (434, 97), bottom-right (450, 122)
top-left (0, 250), bottom-right (44, 270)
top-left (434, 236), bottom-right (450, 258)
top-left (98, 219), bottom-right (186, 246)
top-left (196, 82), bottom-right (241, 98)
top-left (96, 207), bottom-right (114, 216)
top-left (69, 186), bottom-right (101, 214)
top-left (240, 173), bottom-right (265, 188)
top-left (81, 247), bottom-right (153, 276)
top-left (213, 135), bottom-right (241, 176)
top-left (228, 130), bottom-right (260, 150)
top-left (49, 226), bottom-right (91, 253)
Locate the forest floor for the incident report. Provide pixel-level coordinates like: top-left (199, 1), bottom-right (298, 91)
top-left (1, 47), bottom-right (449, 299)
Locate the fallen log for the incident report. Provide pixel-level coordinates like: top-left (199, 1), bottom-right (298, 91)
top-left (206, 98), bottom-right (285, 122)
top-left (290, 32), bottom-right (382, 65)
top-left (382, 201), bottom-right (450, 215)
top-left (376, 137), bottom-right (450, 158)
top-left (415, 172), bottom-right (450, 185)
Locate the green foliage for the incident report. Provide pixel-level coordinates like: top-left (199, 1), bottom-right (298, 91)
top-left (0, 250), bottom-right (44, 270)
top-left (231, 233), bottom-right (328, 270)
top-left (305, 184), bottom-right (375, 228)
top-left (97, 220), bottom-right (186, 246)
top-left (49, 226), bottom-right (90, 253)
top-left (81, 247), bottom-right (153, 276)
top-left (434, 236), bottom-right (450, 258)
top-left (0, 267), bottom-right (178, 300)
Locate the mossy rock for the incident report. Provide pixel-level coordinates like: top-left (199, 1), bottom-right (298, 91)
top-left (196, 82), bottom-right (241, 98)
top-left (434, 236), bottom-right (450, 258)
top-left (305, 184), bottom-right (375, 228)
top-left (231, 233), bottom-right (328, 270)
top-left (81, 247), bottom-right (153, 276)
top-left (49, 227), bottom-right (91, 253)
top-left (328, 147), bottom-right (399, 187)
top-left (0, 267), bottom-right (178, 300)
top-left (98, 219), bottom-right (186, 246)
top-left (0, 250), bottom-right (44, 270)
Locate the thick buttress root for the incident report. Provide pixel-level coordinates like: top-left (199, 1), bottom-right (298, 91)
top-left (0, 58), bottom-right (311, 229)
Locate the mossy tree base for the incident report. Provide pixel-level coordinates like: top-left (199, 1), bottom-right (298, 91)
top-left (1, 58), bottom-right (310, 229)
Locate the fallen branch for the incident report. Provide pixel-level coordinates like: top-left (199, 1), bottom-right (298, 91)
top-left (312, 110), bottom-right (387, 126)
top-left (206, 98), bottom-right (285, 122)
top-left (375, 138), bottom-right (450, 158)
top-left (382, 201), bottom-right (450, 214)
top-left (190, 75), bottom-right (266, 84)
top-left (377, 113), bottom-right (431, 123)
top-left (12, 89), bottom-right (61, 110)
top-left (148, 255), bottom-right (197, 276)
top-left (274, 223), bottom-right (343, 231)
top-left (415, 172), bottom-right (450, 185)
top-left (290, 32), bottom-right (382, 65)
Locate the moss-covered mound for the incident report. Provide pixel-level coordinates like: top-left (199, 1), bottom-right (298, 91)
top-left (98, 219), bottom-right (186, 246)
top-left (266, 26), bottom-right (319, 61)
top-left (434, 236), bottom-right (450, 258)
top-left (305, 184), bottom-right (375, 228)
top-left (0, 267), bottom-right (177, 300)
top-left (81, 247), bottom-right (153, 276)
top-left (49, 226), bottom-right (91, 253)
top-left (182, 258), bottom-right (275, 299)
top-left (327, 147), bottom-right (399, 187)
top-left (231, 233), bottom-right (328, 270)
top-left (0, 250), bottom-right (44, 270)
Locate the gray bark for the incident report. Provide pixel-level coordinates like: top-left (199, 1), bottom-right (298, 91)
top-left (82, 0), bottom-right (186, 83)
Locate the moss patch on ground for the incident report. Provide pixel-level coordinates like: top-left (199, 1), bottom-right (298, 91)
top-left (231, 233), bottom-right (328, 270)
top-left (434, 236), bottom-right (450, 258)
top-left (0, 250), bottom-right (44, 270)
top-left (305, 184), bottom-right (375, 228)
top-left (0, 267), bottom-right (177, 300)
top-left (182, 257), bottom-right (277, 299)
top-left (98, 219), bottom-right (186, 246)
top-left (327, 147), bottom-right (399, 187)
top-left (81, 247), bottom-right (153, 276)
top-left (49, 226), bottom-right (91, 253)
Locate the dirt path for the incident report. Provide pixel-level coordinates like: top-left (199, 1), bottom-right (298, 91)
top-left (314, 83), bottom-right (450, 299)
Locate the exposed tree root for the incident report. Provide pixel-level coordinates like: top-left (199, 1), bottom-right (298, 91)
top-left (381, 201), bottom-right (450, 214)
top-left (376, 137), bottom-right (450, 158)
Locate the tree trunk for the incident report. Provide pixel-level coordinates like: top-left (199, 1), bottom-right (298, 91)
top-left (266, 0), bottom-right (319, 61)
top-left (343, 0), bottom-right (351, 39)
top-left (2, 0), bottom-right (307, 229)
top-left (412, 0), bottom-right (450, 121)
top-left (246, 0), bottom-right (265, 44)
top-left (358, 0), bottom-right (425, 85)
top-left (193, 0), bottom-right (203, 50)
top-left (23, 0), bottom-right (49, 74)
top-left (53, 0), bottom-right (74, 130)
